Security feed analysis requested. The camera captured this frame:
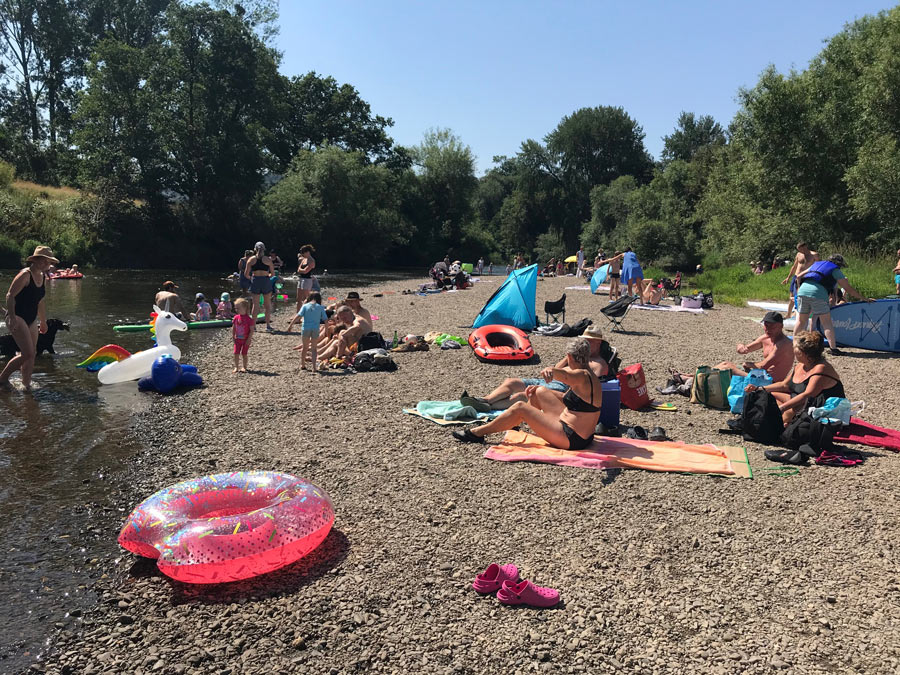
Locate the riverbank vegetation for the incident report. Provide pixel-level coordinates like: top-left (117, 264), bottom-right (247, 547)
top-left (1, 2), bottom-right (899, 274)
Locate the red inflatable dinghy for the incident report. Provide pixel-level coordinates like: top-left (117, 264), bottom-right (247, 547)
top-left (468, 325), bottom-right (534, 362)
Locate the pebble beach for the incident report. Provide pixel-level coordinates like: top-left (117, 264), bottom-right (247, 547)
top-left (50, 275), bottom-right (900, 674)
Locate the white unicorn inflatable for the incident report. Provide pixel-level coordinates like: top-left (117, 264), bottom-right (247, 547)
top-left (78, 306), bottom-right (188, 384)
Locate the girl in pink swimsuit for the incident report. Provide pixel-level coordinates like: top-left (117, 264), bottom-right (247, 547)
top-left (231, 298), bottom-right (254, 373)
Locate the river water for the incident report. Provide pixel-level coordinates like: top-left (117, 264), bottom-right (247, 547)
top-left (0, 268), bottom-right (419, 672)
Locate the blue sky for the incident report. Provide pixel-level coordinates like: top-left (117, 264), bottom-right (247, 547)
top-left (276, 1), bottom-right (896, 174)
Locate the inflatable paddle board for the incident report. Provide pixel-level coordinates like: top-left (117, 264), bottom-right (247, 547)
top-left (114, 313), bottom-right (266, 332)
top-left (828, 299), bottom-right (900, 352)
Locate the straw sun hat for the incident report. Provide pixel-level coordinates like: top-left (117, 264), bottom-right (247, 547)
top-left (26, 245), bottom-right (59, 264)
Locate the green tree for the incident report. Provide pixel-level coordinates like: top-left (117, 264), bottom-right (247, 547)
top-left (661, 111), bottom-right (726, 165)
top-left (260, 145), bottom-right (412, 264)
top-left (271, 72), bottom-right (397, 170)
top-left (410, 127), bottom-right (477, 256)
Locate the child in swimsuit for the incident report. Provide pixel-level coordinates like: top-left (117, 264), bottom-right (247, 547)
top-left (216, 292), bottom-right (233, 319)
top-left (292, 292), bottom-right (328, 373)
top-left (232, 298), bottom-right (254, 373)
top-left (192, 293), bottom-right (211, 321)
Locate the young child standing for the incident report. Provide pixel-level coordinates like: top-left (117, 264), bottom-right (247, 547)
top-left (232, 297), bottom-right (254, 373)
top-left (292, 292), bottom-right (328, 372)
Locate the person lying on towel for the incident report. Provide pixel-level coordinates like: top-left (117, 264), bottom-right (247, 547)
top-left (452, 338), bottom-right (602, 450)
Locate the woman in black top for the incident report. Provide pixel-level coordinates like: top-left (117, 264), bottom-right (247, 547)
top-left (453, 338), bottom-right (602, 449)
top-left (1, 245), bottom-right (56, 390)
top-left (747, 331), bottom-right (845, 426)
top-left (244, 242), bottom-right (275, 332)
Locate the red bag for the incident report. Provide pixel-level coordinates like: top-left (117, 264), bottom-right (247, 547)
top-left (617, 363), bottom-right (650, 410)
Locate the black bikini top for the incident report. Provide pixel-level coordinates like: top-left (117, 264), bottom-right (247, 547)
top-left (563, 375), bottom-right (601, 413)
top-left (251, 256), bottom-right (269, 272)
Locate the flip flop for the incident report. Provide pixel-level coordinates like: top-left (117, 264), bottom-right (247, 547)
top-left (649, 400), bottom-right (677, 411)
top-left (472, 563), bottom-right (519, 594)
top-left (497, 579), bottom-right (560, 608)
top-left (625, 426), bottom-right (648, 440)
top-left (648, 427), bottom-right (668, 441)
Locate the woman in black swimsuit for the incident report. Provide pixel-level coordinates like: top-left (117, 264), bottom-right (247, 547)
top-left (1, 245), bottom-right (56, 390)
top-left (747, 331), bottom-right (845, 426)
top-left (244, 241), bottom-right (275, 332)
top-left (453, 338), bottom-right (602, 449)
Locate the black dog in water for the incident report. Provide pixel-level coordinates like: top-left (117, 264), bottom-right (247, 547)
top-left (0, 318), bottom-right (70, 358)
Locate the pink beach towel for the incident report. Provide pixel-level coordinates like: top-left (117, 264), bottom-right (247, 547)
top-left (484, 430), bottom-right (751, 477)
top-left (834, 418), bottom-right (900, 452)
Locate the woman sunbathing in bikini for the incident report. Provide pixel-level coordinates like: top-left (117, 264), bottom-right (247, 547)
top-left (452, 338), bottom-right (602, 450)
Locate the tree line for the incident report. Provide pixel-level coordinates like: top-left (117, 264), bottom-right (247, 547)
top-left (1, 1), bottom-right (898, 270)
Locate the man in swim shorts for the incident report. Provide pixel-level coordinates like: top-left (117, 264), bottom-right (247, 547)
top-left (154, 280), bottom-right (187, 318)
top-left (317, 294), bottom-right (373, 362)
top-left (713, 311), bottom-right (794, 381)
top-left (460, 326), bottom-right (615, 410)
top-left (782, 242), bottom-right (818, 319)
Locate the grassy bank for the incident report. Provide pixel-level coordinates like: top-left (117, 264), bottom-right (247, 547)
top-left (683, 250), bottom-right (897, 306)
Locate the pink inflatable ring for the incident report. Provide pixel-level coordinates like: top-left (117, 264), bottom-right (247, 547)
top-left (118, 471), bottom-right (334, 584)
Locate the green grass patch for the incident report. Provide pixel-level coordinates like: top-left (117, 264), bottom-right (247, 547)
top-left (684, 252), bottom-right (897, 307)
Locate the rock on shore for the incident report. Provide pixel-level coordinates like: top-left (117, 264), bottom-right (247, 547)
top-left (51, 276), bottom-right (900, 674)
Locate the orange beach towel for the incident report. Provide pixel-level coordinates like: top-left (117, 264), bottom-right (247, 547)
top-left (485, 430), bottom-right (751, 478)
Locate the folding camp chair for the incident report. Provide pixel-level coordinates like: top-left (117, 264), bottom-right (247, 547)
top-left (664, 272), bottom-right (682, 303)
top-left (544, 293), bottom-right (566, 324)
top-left (600, 295), bottom-right (635, 332)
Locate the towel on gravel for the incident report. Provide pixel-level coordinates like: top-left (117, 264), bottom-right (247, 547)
top-left (403, 401), bottom-right (502, 425)
top-left (834, 418), bottom-right (900, 452)
top-left (484, 430), bottom-right (751, 477)
top-left (630, 304), bottom-right (704, 314)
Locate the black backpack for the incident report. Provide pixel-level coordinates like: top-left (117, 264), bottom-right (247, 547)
top-left (740, 389), bottom-right (784, 444)
top-left (780, 411), bottom-right (836, 452)
top-left (357, 332), bottom-right (386, 351)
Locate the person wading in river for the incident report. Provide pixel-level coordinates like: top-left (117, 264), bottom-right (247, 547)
top-left (1, 246), bottom-right (56, 391)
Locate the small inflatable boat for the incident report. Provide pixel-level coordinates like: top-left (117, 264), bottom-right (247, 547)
top-left (47, 272), bottom-right (83, 279)
top-left (468, 325), bottom-right (535, 362)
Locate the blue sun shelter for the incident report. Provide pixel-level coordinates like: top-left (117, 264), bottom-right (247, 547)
top-left (590, 264), bottom-right (610, 294)
top-left (473, 264), bottom-right (538, 330)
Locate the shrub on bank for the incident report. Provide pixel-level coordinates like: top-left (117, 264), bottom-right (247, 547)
top-left (0, 233), bottom-right (20, 267)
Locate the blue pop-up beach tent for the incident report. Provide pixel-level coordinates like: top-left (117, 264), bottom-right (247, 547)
top-left (473, 264), bottom-right (538, 330)
top-left (590, 264), bottom-right (610, 294)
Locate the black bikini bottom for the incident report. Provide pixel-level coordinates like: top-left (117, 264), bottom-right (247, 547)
top-left (561, 422), bottom-right (594, 450)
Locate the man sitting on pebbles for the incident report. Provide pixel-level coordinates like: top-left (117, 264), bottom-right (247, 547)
top-left (460, 326), bottom-right (615, 411)
top-left (317, 293), bottom-right (373, 362)
top-left (665, 311), bottom-right (793, 394)
top-left (715, 311), bottom-right (794, 381)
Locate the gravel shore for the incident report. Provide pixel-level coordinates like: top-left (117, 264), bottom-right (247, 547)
top-left (50, 276), bottom-right (900, 674)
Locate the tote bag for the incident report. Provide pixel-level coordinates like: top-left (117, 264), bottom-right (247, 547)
top-left (690, 366), bottom-right (731, 409)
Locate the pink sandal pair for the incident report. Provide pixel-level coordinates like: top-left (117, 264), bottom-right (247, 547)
top-left (472, 563), bottom-right (560, 608)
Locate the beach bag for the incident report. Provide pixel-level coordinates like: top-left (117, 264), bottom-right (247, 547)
top-left (358, 331), bottom-right (386, 351)
top-left (681, 296), bottom-right (702, 309)
top-left (617, 363), bottom-right (650, 410)
top-left (700, 291), bottom-right (714, 309)
top-left (690, 366), bottom-right (731, 409)
top-left (780, 411), bottom-right (836, 452)
top-left (727, 369), bottom-right (773, 414)
top-left (740, 389), bottom-right (784, 444)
